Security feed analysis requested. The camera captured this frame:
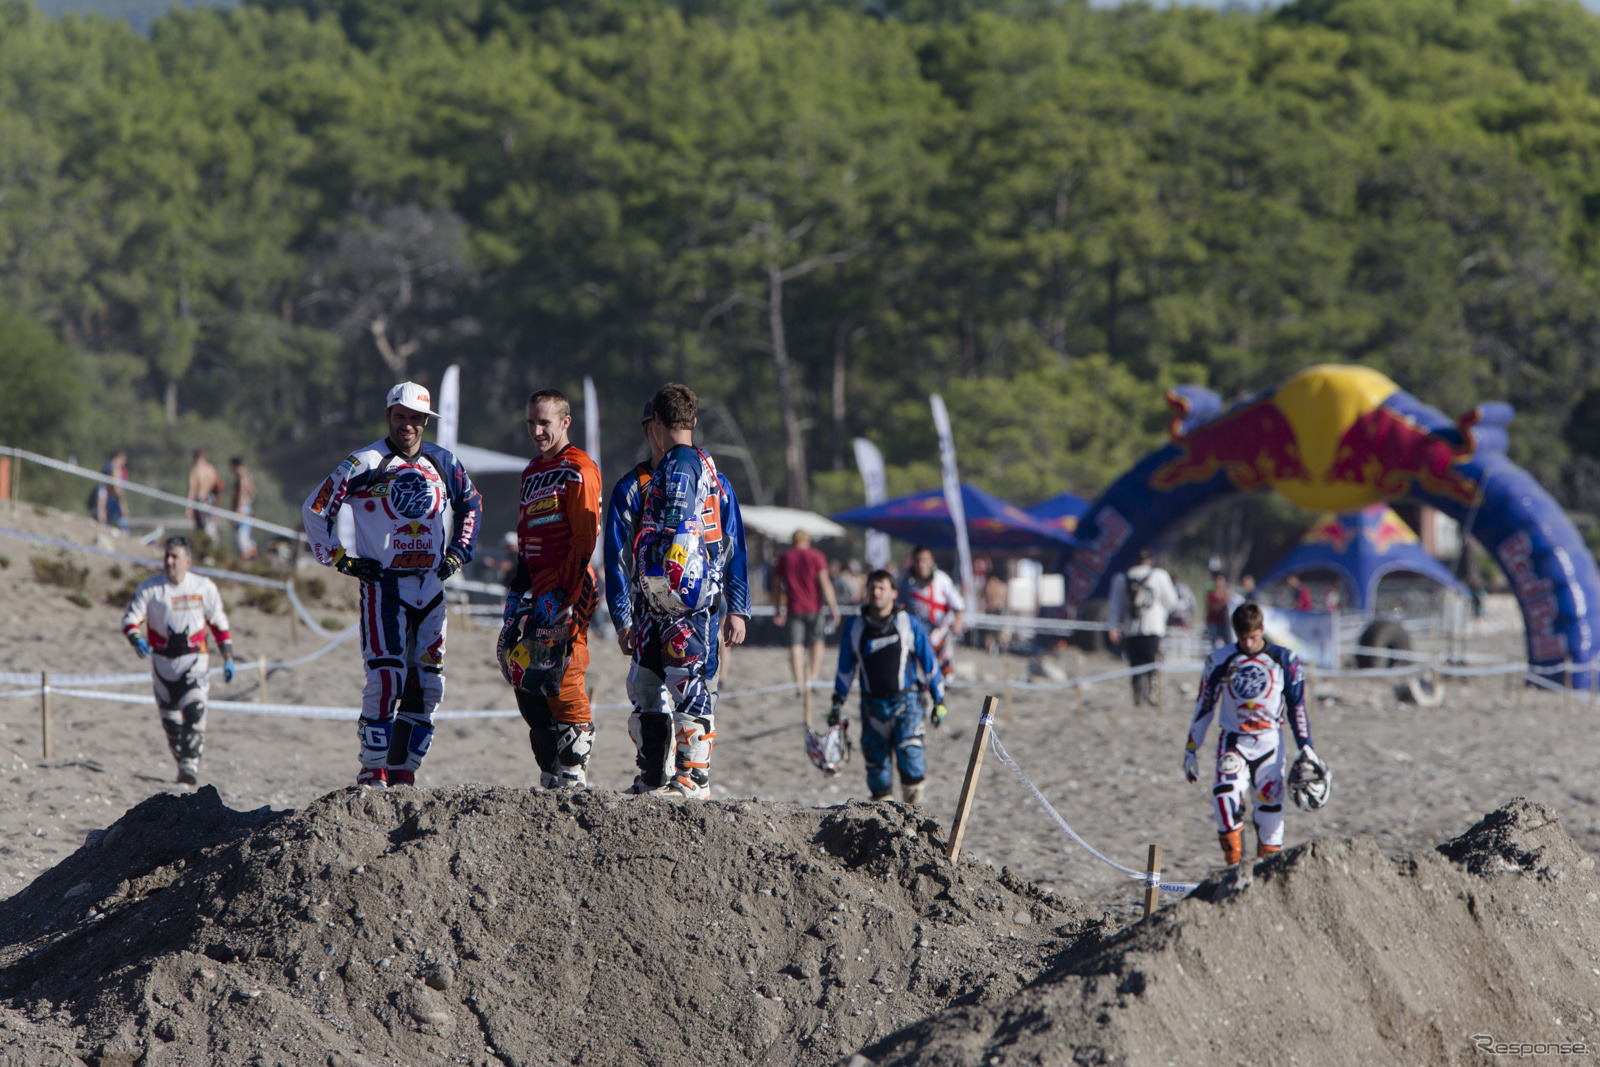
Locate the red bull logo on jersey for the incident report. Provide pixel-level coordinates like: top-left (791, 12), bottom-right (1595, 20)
top-left (1149, 365), bottom-right (1480, 510)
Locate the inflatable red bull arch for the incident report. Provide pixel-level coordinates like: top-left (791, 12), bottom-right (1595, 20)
top-left (1064, 364), bottom-right (1600, 681)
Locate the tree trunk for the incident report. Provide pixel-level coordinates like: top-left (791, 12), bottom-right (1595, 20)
top-left (1105, 259), bottom-right (1121, 358)
top-left (1050, 180), bottom-right (1070, 355)
top-left (768, 265), bottom-right (809, 510)
top-left (164, 380), bottom-right (178, 425)
top-left (831, 316), bottom-right (854, 471)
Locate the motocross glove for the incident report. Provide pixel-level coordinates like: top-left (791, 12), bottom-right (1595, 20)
top-left (1183, 748), bottom-right (1199, 783)
top-left (931, 702), bottom-right (948, 728)
top-left (129, 635), bottom-right (152, 659)
top-left (223, 658), bottom-right (236, 684)
top-left (435, 550), bottom-right (463, 582)
top-left (334, 551), bottom-right (382, 584)
top-left (827, 698), bottom-right (843, 728)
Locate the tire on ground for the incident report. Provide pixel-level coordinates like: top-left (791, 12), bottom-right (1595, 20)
top-left (1355, 619), bottom-right (1411, 670)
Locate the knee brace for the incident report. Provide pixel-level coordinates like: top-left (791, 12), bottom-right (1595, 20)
top-left (673, 712), bottom-right (715, 787)
top-left (357, 717), bottom-right (392, 769)
top-left (159, 708), bottom-right (184, 760)
top-left (1253, 801), bottom-right (1285, 849)
top-left (529, 723), bottom-right (559, 773)
top-left (550, 722), bottom-right (594, 787)
top-left (387, 716), bottom-right (434, 773)
top-left (631, 713), bottom-right (673, 790)
top-left (555, 722), bottom-right (594, 770)
top-left (180, 702), bottom-right (206, 761)
top-left (1212, 775), bottom-right (1245, 833)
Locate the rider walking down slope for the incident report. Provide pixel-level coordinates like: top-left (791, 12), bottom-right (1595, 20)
top-left (1184, 601), bottom-right (1331, 863)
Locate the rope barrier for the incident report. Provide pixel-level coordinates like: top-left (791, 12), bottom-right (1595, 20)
top-left (988, 728), bottom-right (1198, 894)
top-left (0, 447), bottom-right (305, 541)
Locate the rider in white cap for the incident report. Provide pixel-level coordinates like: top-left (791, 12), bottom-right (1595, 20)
top-left (303, 381), bottom-right (482, 787)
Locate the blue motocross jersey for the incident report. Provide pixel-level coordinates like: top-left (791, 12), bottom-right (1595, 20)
top-left (834, 607), bottom-right (944, 704)
top-left (625, 447), bottom-right (749, 621)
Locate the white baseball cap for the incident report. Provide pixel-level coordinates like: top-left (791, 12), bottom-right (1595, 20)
top-left (385, 381), bottom-right (439, 417)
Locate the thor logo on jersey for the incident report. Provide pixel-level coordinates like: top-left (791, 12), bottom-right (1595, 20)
top-left (387, 471), bottom-right (436, 519)
top-left (520, 468), bottom-right (581, 503)
top-left (1229, 662), bottom-right (1274, 702)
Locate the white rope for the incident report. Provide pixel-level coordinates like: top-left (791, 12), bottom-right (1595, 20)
top-left (988, 729), bottom-right (1198, 894)
top-left (0, 446), bottom-right (304, 541)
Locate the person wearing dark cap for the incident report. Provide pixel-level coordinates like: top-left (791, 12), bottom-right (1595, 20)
top-left (603, 398), bottom-right (732, 793)
top-left (1107, 545), bottom-right (1180, 706)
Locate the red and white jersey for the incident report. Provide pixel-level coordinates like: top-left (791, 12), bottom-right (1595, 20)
top-left (121, 572), bottom-right (231, 679)
top-left (898, 568), bottom-right (966, 635)
top-left (302, 439), bottom-right (481, 574)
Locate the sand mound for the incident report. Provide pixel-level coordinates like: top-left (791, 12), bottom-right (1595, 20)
top-left (0, 786), bottom-right (1100, 1066)
top-left (863, 797), bottom-right (1600, 1067)
top-left (0, 787), bottom-right (1596, 1066)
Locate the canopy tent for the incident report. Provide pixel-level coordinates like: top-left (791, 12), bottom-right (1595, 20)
top-left (831, 484), bottom-right (1079, 551)
top-left (1261, 506), bottom-right (1469, 613)
top-left (738, 505), bottom-right (847, 543)
top-left (1024, 490), bottom-right (1091, 537)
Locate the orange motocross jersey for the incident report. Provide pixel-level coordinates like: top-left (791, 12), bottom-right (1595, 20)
top-left (517, 444), bottom-right (602, 598)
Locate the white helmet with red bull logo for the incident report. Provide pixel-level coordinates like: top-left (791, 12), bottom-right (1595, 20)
top-left (637, 527), bottom-right (707, 617)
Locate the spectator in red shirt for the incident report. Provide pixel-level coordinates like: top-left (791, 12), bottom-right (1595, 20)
top-left (1204, 574), bottom-right (1231, 648)
top-left (772, 530), bottom-right (840, 698)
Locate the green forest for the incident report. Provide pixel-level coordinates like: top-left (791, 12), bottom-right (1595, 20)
top-left (5, 0), bottom-right (1600, 534)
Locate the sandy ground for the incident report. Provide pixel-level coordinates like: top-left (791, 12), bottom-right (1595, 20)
top-left (0, 502), bottom-right (1597, 918)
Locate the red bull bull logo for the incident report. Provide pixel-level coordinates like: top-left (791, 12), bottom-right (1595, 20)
top-left (1324, 406), bottom-right (1479, 506)
top-left (1368, 508), bottom-right (1419, 554)
top-left (1151, 395), bottom-right (1311, 494)
top-left (1149, 365), bottom-right (1480, 510)
top-left (1302, 515), bottom-right (1353, 553)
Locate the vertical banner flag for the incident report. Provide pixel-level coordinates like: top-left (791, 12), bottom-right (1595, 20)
top-left (584, 376), bottom-right (603, 570)
top-left (929, 394), bottom-right (974, 602)
top-left (436, 365), bottom-right (460, 452)
top-left (852, 437), bottom-right (891, 570)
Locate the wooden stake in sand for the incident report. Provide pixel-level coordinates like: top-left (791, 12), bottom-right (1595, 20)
top-left (946, 694), bottom-right (999, 863)
top-left (1143, 844), bottom-right (1162, 918)
top-left (257, 656), bottom-right (268, 703)
top-left (39, 672), bottom-right (51, 762)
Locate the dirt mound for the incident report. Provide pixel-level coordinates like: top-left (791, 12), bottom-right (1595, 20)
top-left (1, 789), bottom-right (1596, 1067)
top-left (863, 797), bottom-right (1600, 1067)
top-left (0, 786), bottom-right (1101, 1066)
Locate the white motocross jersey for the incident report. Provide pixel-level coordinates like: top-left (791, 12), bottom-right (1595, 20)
top-left (302, 439), bottom-right (481, 574)
top-left (121, 572), bottom-right (231, 681)
top-left (1187, 641), bottom-right (1312, 755)
top-left (899, 569), bottom-right (965, 635)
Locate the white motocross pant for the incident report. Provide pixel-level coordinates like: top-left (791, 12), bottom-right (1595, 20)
top-left (356, 572), bottom-right (447, 775)
top-left (1210, 729), bottom-right (1287, 848)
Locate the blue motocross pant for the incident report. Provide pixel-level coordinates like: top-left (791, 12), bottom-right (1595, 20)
top-left (630, 608), bottom-right (720, 789)
top-left (860, 691), bottom-right (926, 798)
top-left (357, 572), bottom-right (446, 777)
